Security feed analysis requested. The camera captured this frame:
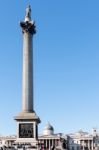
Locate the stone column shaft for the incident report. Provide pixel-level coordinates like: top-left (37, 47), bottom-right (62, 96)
top-left (22, 32), bottom-right (33, 112)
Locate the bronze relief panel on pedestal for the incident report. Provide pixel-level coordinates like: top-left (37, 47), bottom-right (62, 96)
top-left (19, 123), bottom-right (34, 138)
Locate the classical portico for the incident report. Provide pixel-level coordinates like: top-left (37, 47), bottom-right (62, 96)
top-left (14, 5), bottom-right (40, 147)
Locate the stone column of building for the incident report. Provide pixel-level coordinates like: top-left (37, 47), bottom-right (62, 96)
top-left (88, 140), bottom-right (90, 150)
top-left (82, 140), bottom-right (84, 150)
top-left (91, 140), bottom-right (93, 150)
top-left (49, 139), bottom-right (50, 148)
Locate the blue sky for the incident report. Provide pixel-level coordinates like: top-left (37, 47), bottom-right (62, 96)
top-left (0, 0), bottom-right (99, 135)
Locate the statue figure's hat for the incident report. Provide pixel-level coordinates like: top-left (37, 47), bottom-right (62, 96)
top-left (25, 5), bottom-right (31, 22)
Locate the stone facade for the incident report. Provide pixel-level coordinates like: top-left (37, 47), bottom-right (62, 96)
top-left (0, 127), bottom-right (99, 150)
top-left (68, 128), bottom-right (99, 150)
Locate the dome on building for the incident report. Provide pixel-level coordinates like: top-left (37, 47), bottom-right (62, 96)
top-left (43, 123), bottom-right (54, 135)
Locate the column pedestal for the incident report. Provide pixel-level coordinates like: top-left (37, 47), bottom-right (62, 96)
top-left (14, 112), bottom-right (40, 146)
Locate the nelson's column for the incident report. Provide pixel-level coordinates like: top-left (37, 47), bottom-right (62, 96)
top-left (14, 6), bottom-right (41, 146)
